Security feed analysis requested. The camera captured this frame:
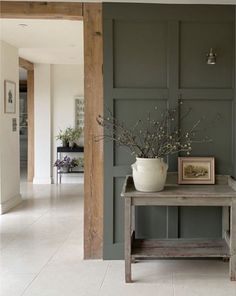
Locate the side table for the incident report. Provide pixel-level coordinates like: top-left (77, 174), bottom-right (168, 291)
top-left (121, 175), bottom-right (236, 283)
top-left (56, 146), bottom-right (84, 184)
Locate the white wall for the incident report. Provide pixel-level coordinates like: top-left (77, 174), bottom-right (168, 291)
top-left (34, 64), bottom-right (52, 184)
top-left (52, 64), bottom-right (84, 136)
top-left (33, 64), bottom-right (84, 184)
top-left (52, 64), bottom-right (84, 184)
top-left (0, 41), bottom-right (21, 214)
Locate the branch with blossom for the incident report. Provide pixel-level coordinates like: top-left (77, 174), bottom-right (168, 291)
top-left (96, 106), bottom-right (211, 159)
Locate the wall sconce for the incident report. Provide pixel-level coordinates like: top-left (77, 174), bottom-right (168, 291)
top-left (206, 48), bottom-right (217, 65)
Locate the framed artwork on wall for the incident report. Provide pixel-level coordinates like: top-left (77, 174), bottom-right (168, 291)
top-left (4, 80), bottom-right (16, 114)
top-left (178, 157), bottom-right (215, 185)
top-left (75, 96), bottom-right (84, 145)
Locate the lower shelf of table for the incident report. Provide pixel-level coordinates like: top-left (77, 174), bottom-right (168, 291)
top-left (131, 238), bottom-right (230, 258)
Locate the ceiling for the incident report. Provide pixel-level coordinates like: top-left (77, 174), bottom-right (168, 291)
top-left (0, 19), bottom-right (83, 64)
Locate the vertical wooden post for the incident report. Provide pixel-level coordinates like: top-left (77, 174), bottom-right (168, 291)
top-left (27, 70), bottom-right (34, 182)
top-left (125, 197), bottom-right (132, 283)
top-left (83, 3), bottom-right (103, 259)
top-left (230, 201), bottom-right (236, 280)
top-left (222, 206), bottom-right (229, 238)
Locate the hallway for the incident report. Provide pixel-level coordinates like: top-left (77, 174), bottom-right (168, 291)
top-left (0, 183), bottom-right (84, 295)
top-left (0, 183), bottom-right (236, 296)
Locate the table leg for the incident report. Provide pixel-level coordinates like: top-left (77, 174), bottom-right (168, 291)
top-left (222, 206), bottom-right (229, 238)
top-left (125, 197), bottom-right (132, 283)
top-left (230, 201), bottom-right (236, 281)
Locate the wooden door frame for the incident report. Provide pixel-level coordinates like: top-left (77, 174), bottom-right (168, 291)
top-left (19, 57), bottom-right (34, 182)
top-left (1, 1), bottom-right (103, 259)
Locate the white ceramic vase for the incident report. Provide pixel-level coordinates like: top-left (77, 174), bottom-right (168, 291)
top-left (132, 157), bottom-right (168, 192)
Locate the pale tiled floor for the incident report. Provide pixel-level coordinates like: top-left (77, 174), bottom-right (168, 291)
top-left (0, 182), bottom-right (236, 296)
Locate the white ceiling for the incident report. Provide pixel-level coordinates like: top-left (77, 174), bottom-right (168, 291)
top-left (0, 19), bottom-right (83, 64)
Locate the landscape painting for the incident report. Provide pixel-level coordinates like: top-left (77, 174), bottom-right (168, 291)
top-left (178, 157), bottom-right (215, 184)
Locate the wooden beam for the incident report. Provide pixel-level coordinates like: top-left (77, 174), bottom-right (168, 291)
top-left (0, 1), bottom-right (83, 20)
top-left (19, 57), bottom-right (35, 182)
top-left (27, 70), bottom-right (34, 182)
top-left (83, 3), bottom-right (103, 259)
top-left (19, 57), bottom-right (34, 71)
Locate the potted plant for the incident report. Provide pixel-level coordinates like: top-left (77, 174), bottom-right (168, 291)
top-left (67, 127), bottom-right (82, 148)
top-left (56, 127), bottom-right (82, 148)
top-left (54, 156), bottom-right (78, 173)
top-left (56, 129), bottom-right (70, 147)
top-left (97, 107), bottom-right (209, 192)
top-left (70, 157), bottom-right (84, 171)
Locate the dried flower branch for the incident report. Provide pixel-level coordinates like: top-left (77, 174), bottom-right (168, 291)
top-left (96, 106), bottom-right (211, 159)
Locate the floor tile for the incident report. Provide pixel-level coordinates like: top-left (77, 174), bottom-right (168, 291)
top-left (173, 273), bottom-right (236, 296)
top-left (98, 261), bottom-right (174, 296)
top-left (0, 273), bottom-right (36, 296)
top-left (22, 261), bottom-right (108, 296)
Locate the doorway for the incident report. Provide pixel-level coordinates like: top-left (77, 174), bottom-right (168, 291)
top-left (19, 67), bottom-right (28, 182)
top-left (1, 2), bottom-right (103, 259)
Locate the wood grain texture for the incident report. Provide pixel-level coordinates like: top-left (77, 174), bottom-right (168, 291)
top-left (83, 3), bottom-right (103, 259)
top-left (27, 70), bottom-right (34, 182)
top-left (125, 198), bottom-right (132, 283)
top-left (122, 176), bottom-right (236, 200)
top-left (19, 57), bottom-right (34, 71)
top-left (0, 1), bottom-right (83, 20)
top-left (132, 239), bottom-right (230, 258)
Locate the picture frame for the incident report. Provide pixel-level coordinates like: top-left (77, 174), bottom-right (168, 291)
top-left (4, 80), bottom-right (16, 114)
top-left (75, 96), bottom-right (84, 146)
top-left (178, 157), bottom-right (215, 185)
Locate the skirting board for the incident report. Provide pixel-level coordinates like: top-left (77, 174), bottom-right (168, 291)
top-left (33, 177), bottom-right (52, 184)
top-left (0, 194), bottom-right (22, 214)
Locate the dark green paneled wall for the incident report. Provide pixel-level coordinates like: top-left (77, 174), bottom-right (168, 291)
top-left (234, 6), bottom-right (236, 180)
top-left (103, 3), bottom-right (235, 259)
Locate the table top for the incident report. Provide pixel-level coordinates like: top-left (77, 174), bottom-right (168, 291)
top-left (121, 176), bottom-right (236, 199)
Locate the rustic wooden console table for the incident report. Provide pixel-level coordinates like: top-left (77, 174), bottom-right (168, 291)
top-left (121, 175), bottom-right (236, 283)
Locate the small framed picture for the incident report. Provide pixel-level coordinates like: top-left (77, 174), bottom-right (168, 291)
top-left (4, 80), bottom-right (16, 114)
top-left (178, 157), bottom-right (215, 185)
